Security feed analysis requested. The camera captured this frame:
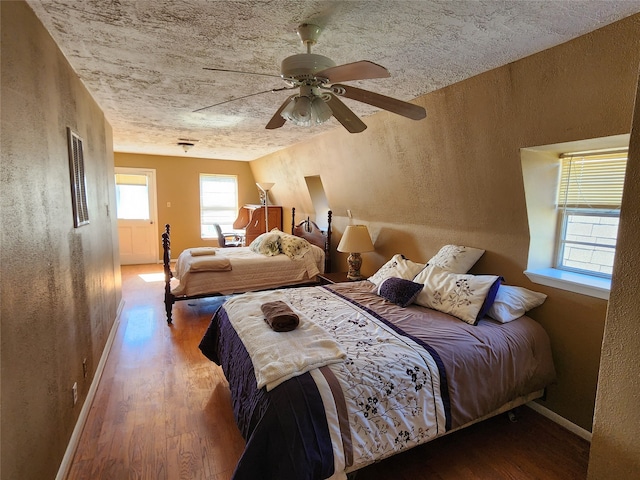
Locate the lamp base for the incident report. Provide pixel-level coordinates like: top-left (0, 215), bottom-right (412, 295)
top-left (346, 252), bottom-right (364, 281)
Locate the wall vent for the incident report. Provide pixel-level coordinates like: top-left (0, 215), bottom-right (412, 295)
top-left (67, 127), bottom-right (89, 227)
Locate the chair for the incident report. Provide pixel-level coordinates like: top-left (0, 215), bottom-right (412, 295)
top-left (214, 224), bottom-right (244, 247)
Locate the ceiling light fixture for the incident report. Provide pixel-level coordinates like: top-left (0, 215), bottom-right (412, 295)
top-left (280, 84), bottom-right (332, 127)
top-left (177, 138), bottom-right (198, 153)
top-left (178, 141), bottom-right (194, 152)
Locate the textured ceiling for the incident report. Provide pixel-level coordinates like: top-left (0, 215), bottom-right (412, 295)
top-left (27, 0), bottom-right (640, 161)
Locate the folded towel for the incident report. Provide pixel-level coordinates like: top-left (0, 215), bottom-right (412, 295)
top-left (189, 257), bottom-right (232, 272)
top-left (190, 247), bottom-right (217, 256)
top-left (223, 290), bottom-right (346, 390)
top-left (261, 300), bottom-right (300, 332)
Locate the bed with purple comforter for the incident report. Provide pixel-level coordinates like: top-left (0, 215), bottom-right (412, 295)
top-left (198, 280), bottom-right (555, 480)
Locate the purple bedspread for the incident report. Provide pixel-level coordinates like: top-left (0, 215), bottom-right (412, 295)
top-left (199, 307), bottom-right (335, 479)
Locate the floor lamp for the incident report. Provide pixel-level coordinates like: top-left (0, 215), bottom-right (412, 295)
top-left (256, 182), bottom-right (274, 233)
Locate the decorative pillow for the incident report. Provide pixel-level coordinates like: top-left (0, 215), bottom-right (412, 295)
top-left (413, 266), bottom-right (501, 325)
top-left (368, 254), bottom-right (426, 286)
top-left (377, 277), bottom-right (424, 307)
top-left (279, 233), bottom-right (311, 259)
top-left (426, 244), bottom-right (485, 273)
top-left (487, 285), bottom-right (547, 323)
top-left (249, 232), bottom-right (281, 256)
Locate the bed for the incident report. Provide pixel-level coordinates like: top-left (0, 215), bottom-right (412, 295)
top-left (198, 248), bottom-right (556, 479)
top-left (162, 208), bottom-right (332, 324)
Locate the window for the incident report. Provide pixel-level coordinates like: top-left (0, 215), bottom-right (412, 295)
top-left (555, 151), bottom-right (627, 278)
top-left (521, 135), bottom-right (629, 299)
top-left (115, 173), bottom-right (150, 220)
top-left (200, 174), bottom-right (238, 239)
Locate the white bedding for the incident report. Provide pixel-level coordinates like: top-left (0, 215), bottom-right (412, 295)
top-left (170, 245), bottom-right (325, 297)
top-left (222, 289), bottom-right (346, 391)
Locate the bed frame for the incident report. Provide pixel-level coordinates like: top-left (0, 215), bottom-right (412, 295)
top-left (162, 208), bottom-right (332, 324)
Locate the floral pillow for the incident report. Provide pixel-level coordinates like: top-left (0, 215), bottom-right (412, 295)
top-left (249, 232), bottom-right (281, 256)
top-left (487, 285), bottom-right (547, 323)
top-left (426, 244), bottom-right (485, 273)
top-left (279, 233), bottom-right (311, 259)
top-left (413, 266), bottom-right (501, 325)
top-left (377, 277), bottom-right (424, 307)
top-left (368, 254), bottom-right (426, 287)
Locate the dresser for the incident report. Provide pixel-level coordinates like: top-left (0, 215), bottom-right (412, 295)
top-left (233, 205), bottom-right (283, 245)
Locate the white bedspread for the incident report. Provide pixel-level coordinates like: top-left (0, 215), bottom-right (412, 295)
top-left (171, 245), bottom-right (324, 297)
top-left (223, 290), bottom-right (346, 391)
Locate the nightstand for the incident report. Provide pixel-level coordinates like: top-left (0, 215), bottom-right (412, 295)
top-left (317, 272), bottom-right (352, 284)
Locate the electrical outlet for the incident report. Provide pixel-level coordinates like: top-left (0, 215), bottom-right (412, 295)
top-left (82, 358), bottom-right (88, 378)
top-left (347, 209), bottom-right (352, 218)
top-left (72, 382), bottom-right (78, 406)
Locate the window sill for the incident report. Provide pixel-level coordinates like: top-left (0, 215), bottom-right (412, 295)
top-left (524, 268), bottom-right (610, 300)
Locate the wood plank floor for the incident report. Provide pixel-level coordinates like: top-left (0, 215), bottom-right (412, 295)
top-left (67, 264), bottom-right (590, 479)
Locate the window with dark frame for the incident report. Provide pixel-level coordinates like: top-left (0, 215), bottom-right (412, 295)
top-left (67, 127), bottom-right (89, 227)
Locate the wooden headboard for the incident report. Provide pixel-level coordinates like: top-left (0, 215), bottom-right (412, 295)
top-left (292, 208), bottom-right (332, 273)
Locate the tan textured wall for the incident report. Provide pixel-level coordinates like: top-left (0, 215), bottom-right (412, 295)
top-left (115, 153), bottom-right (259, 256)
top-left (251, 15), bottom-right (640, 431)
top-left (588, 72), bottom-right (640, 478)
top-left (1, 2), bottom-right (121, 479)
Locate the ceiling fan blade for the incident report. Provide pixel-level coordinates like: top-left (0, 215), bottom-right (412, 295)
top-left (332, 84), bottom-right (426, 120)
top-left (203, 67), bottom-right (281, 79)
top-left (266, 94), bottom-right (296, 130)
top-left (193, 87), bottom-right (294, 113)
top-left (325, 94), bottom-right (367, 133)
top-left (315, 60), bottom-right (390, 83)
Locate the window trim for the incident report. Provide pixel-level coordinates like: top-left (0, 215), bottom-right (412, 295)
top-left (199, 174), bottom-right (239, 239)
top-left (555, 207), bottom-right (619, 279)
top-left (520, 135), bottom-right (629, 300)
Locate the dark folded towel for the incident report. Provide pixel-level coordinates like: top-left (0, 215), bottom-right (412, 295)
top-left (261, 300), bottom-right (300, 332)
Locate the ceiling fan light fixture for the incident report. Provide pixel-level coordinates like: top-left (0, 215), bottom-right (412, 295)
top-left (281, 94), bottom-right (332, 127)
top-left (281, 95), bottom-right (312, 126)
top-left (311, 95), bottom-right (332, 123)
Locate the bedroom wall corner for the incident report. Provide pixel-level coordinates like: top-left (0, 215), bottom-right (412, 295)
top-left (1, 2), bottom-right (121, 479)
top-left (588, 65), bottom-right (640, 478)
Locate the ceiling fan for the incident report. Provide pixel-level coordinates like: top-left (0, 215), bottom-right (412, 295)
top-left (196, 23), bottom-right (426, 133)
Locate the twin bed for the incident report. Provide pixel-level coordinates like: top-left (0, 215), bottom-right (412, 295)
top-left (162, 208), bottom-right (332, 323)
top-left (196, 245), bottom-right (556, 479)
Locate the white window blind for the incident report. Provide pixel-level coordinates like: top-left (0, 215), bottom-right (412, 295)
top-left (555, 149), bottom-right (628, 278)
top-left (557, 152), bottom-right (627, 209)
top-left (200, 174), bottom-right (238, 238)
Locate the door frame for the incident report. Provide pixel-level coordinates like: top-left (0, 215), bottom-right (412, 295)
top-left (114, 167), bottom-right (159, 264)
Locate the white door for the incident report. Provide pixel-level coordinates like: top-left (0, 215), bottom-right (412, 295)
top-left (115, 168), bottom-right (158, 265)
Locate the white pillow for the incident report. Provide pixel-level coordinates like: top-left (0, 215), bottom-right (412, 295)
top-left (487, 285), bottom-right (547, 323)
top-left (368, 254), bottom-right (426, 286)
top-left (413, 266), bottom-right (501, 325)
top-left (426, 244), bottom-right (485, 273)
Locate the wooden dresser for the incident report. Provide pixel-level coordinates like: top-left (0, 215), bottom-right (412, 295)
top-left (233, 205), bottom-right (283, 245)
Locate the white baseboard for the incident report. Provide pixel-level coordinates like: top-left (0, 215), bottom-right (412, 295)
top-left (55, 299), bottom-right (125, 480)
top-left (526, 401), bottom-right (592, 442)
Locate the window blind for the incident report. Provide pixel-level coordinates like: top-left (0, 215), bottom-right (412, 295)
top-left (558, 151), bottom-right (628, 209)
top-left (200, 174), bottom-right (238, 235)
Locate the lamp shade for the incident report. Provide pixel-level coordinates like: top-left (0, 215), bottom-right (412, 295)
top-left (256, 182), bottom-right (275, 192)
top-left (337, 225), bottom-right (374, 253)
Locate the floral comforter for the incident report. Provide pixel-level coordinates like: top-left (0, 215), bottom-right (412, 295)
top-left (199, 282), bottom-right (555, 479)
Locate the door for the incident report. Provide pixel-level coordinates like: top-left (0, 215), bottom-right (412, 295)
top-left (115, 167), bottom-right (158, 265)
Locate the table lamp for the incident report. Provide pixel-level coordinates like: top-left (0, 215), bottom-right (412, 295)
top-left (337, 225), bottom-right (374, 280)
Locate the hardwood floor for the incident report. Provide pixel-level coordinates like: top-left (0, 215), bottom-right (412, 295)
top-left (66, 264), bottom-right (589, 479)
